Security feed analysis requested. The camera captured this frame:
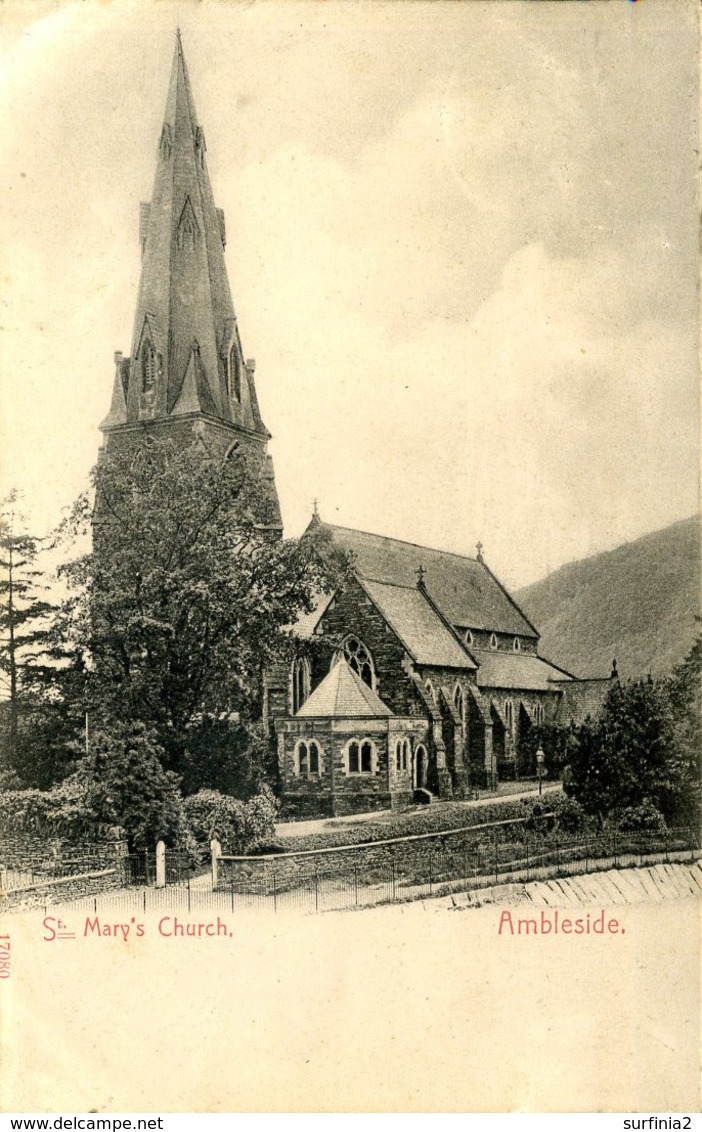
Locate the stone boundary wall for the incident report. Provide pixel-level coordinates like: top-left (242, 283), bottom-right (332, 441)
top-left (0, 833), bottom-right (128, 908)
top-left (216, 823), bottom-right (699, 896)
top-left (217, 816), bottom-right (531, 892)
top-left (2, 868), bottom-right (123, 911)
top-left (0, 834), bottom-right (124, 872)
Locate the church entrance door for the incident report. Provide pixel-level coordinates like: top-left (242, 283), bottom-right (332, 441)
top-left (413, 744), bottom-right (427, 790)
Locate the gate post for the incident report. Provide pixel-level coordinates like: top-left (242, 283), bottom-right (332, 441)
top-left (155, 840), bottom-right (166, 889)
top-left (210, 839), bottom-right (222, 890)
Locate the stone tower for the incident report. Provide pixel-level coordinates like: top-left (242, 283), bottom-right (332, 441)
top-left (99, 31), bottom-right (282, 534)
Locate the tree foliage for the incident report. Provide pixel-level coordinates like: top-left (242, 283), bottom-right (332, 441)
top-left (0, 492), bottom-right (56, 771)
top-left (564, 648), bottom-right (700, 828)
top-left (69, 720), bottom-right (188, 851)
top-left (184, 786), bottom-right (278, 859)
top-left (57, 437), bottom-right (342, 788)
top-left (517, 721), bottom-right (577, 780)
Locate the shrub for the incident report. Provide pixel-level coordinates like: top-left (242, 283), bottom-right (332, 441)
top-left (0, 779), bottom-right (99, 841)
top-left (522, 792), bottom-right (592, 839)
top-left (184, 786), bottom-right (277, 858)
top-left (613, 802), bottom-right (667, 834)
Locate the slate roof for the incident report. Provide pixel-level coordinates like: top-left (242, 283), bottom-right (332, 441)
top-left (554, 678), bottom-right (614, 725)
top-left (291, 591), bottom-right (334, 640)
top-left (296, 661), bottom-right (393, 718)
top-left (361, 579), bottom-right (477, 670)
top-left (472, 650), bottom-right (574, 692)
top-left (310, 522), bottom-right (538, 638)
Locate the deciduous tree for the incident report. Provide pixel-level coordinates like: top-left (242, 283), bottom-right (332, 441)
top-left (58, 437), bottom-right (341, 789)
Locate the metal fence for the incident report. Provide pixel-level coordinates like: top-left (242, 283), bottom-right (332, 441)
top-left (120, 850), bottom-right (194, 888)
top-left (5, 824), bottom-right (699, 918)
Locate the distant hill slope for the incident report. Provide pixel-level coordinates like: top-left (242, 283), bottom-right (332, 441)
top-left (516, 516), bottom-right (700, 680)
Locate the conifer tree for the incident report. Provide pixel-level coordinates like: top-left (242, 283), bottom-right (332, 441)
top-left (0, 492), bottom-right (54, 769)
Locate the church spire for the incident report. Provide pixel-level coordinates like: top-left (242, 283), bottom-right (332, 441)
top-left (100, 32), bottom-right (282, 532)
top-left (102, 31), bottom-right (270, 439)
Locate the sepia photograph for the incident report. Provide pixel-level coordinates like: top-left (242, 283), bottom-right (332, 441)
top-left (0, 0), bottom-right (699, 1115)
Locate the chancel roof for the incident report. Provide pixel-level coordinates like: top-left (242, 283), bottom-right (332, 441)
top-left (295, 661), bottom-right (393, 718)
top-left (473, 650), bottom-right (573, 692)
top-left (311, 522), bottom-right (538, 639)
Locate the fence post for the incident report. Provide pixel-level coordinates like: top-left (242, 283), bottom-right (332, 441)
top-left (314, 865), bottom-right (319, 913)
top-left (155, 840), bottom-right (166, 889)
top-left (429, 851), bottom-right (433, 895)
top-left (144, 850), bottom-right (149, 886)
top-left (494, 827), bottom-right (499, 885)
top-left (525, 837), bottom-right (529, 882)
top-left (391, 855), bottom-right (396, 901)
top-left (354, 863), bottom-right (358, 906)
top-left (230, 878), bottom-right (235, 914)
top-left (273, 869), bottom-right (277, 914)
top-left (210, 839), bottom-right (222, 891)
top-left (187, 876), bottom-right (191, 913)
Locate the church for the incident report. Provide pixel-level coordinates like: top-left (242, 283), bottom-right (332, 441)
top-left (100, 34), bottom-right (612, 819)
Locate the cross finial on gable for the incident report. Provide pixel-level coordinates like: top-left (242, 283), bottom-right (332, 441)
top-left (313, 498), bottom-right (319, 518)
top-left (416, 563), bottom-right (426, 588)
top-left (476, 541), bottom-right (484, 562)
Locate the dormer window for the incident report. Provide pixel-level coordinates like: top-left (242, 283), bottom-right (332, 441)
top-left (513, 637), bottom-right (521, 653)
top-left (141, 342), bottom-right (157, 393)
top-left (464, 629), bottom-right (474, 647)
top-left (490, 633), bottom-right (497, 650)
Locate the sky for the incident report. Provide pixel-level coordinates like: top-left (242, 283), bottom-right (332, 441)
top-left (0, 0), bottom-right (699, 589)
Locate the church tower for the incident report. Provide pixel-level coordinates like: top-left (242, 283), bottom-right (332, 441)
top-left (99, 31), bottom-right (282, 533)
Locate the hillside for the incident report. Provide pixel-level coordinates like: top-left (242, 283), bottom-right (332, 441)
top-left (516, 516), bottom-right (700, 680)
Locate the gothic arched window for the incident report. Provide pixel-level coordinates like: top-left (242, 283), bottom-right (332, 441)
top-left (291, 657), bottom-right (311, 714)
top-left (402, 738), bottom-right (411, 770)
top-left (453, 684), bottom-right (464, 720)
top-left (295, 738), bottom-right (322, 776)
top-left (505, 699), bottom-right (514, 732)
top-left (490, 633), bottom-right (498, 650)
top-left (141, 342), bottom-right (157, 393)
top-left (513, 637), bottom-right (521, 653)
top-left (342, 636), bottom-right (375, 690)
top-left (345, 738), bottom-right (376, 775)
top-left (464, 629), bottom-right (474, 647)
